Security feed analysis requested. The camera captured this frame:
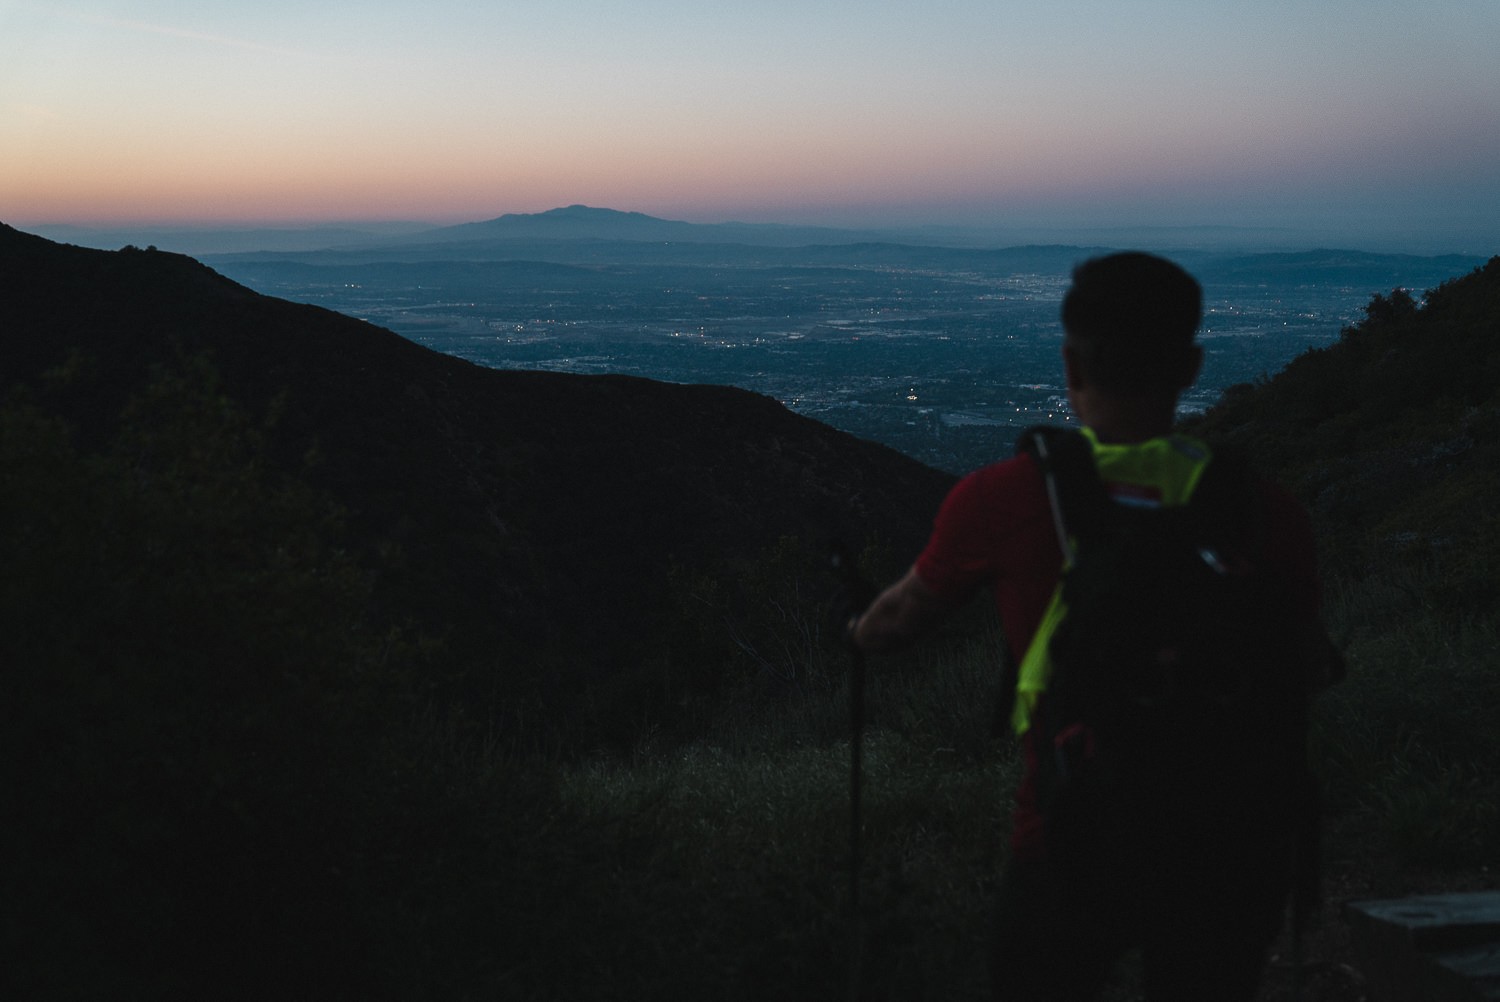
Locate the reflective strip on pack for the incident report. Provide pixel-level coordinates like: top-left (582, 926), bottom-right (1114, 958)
top-left (1011, 586), bottom-right (1068, 735)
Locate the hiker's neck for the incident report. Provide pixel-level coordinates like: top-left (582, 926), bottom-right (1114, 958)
top-left (1069, 387), bottom-right (1179, 444)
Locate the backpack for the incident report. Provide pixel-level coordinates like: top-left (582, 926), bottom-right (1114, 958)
top-left (1017, 426), bottom-right (1316, 912)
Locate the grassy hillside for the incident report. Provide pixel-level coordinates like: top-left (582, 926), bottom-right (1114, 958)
top-left (1188, 256), bottom-right (1500, 878)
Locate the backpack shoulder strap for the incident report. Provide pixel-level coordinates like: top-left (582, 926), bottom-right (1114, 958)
top-left (1016, 425), bottom-right (1113, 559)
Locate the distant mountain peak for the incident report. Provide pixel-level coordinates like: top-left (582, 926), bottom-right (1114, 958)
top-left (476, 204), bottom-right (674, 227)
top-left (543, 205), bottom-right (660, 221)
top-left (422, 205), bottom-right (694, 243)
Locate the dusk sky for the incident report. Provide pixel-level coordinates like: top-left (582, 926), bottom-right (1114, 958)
top-left (3, 0), bottom-right (1498, 252)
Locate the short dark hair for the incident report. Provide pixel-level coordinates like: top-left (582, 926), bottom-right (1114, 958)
top-left (1061, 252), bottom-right (1203, 394)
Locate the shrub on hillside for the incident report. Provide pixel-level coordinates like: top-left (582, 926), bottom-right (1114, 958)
top-left (0, 358), bottom-right (409, 996)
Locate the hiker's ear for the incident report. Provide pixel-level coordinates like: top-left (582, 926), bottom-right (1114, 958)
top-left (1062, 342), bottom-right (1085, 391)
top-left (1177, 344), bottom-right (1204, 391)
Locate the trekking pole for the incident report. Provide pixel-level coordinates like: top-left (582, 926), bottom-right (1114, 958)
top-left (1291, 904), bottom-right (1304, 1002)
top-left (829, 542), bottom-right (873, 1001)
top-left (848, 637), bottom-right (865, 910)
top-left (846, 627), bottom-right (866, 1000)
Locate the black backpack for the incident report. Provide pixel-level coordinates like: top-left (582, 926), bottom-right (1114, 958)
top-left (1017, 427), bottom-right (1317, 911)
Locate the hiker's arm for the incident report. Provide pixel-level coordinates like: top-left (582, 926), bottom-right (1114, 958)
top-left (1263, 479), bottom-right (1344, 690)
top-left (850, 566), bottom-right (952, 654)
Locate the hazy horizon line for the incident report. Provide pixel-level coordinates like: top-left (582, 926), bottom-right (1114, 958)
top-left (10, 206), bottom-right (1497, 259)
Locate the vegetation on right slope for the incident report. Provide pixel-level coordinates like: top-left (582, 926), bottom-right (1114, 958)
top-left (1190, 255), bottom-right (1500, 874)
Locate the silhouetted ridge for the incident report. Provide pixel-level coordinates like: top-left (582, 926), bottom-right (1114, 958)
top-left (0, 222), bottom-right (953, 673)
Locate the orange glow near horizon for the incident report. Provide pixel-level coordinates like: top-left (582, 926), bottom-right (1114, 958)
top-left (5, 115), bottom-right (1045, 227)
top-left (2, 0), bottom-right (1497, 248)
top-left (0, 105), bottom-right (1257, 229)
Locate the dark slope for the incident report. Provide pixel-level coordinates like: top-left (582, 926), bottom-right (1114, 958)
top-left (0, 223), bottom-right (954, 672)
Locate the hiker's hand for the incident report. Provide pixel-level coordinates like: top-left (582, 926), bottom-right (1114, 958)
top-left (829, 543), bottom-right (875, 649)
top-left (831, 584), bottom-right (873, 651)
top-left (842, 568), bottom-right (952, 656)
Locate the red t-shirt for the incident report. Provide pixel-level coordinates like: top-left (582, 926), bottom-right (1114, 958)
top-left (912, 450), bottom-right (1321, 858)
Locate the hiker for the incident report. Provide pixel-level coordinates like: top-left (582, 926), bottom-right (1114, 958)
top-left (847, 252), bottom-right (1340, 1001)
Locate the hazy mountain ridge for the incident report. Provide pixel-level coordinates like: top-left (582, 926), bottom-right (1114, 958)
top-left (415, 204), bottom-right (890, 248)
top-left (227, 207), bottom-right (1480, 289)
top-left (1189, 248), bottom-right (1489, 289)
top-left (36, 206), bottom-right (1489, 281)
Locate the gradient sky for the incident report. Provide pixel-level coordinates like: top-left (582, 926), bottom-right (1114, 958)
top-left (3, 0), bottom-right (1498, 251)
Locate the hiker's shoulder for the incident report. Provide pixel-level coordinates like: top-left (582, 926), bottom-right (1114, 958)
top-left (950, 450), bottom-right (1045, 502)
top-left (932, 453), bottom-right (1049, 536)
top-left (1254, 476), bottom-right (1315, 543)
top-left (1194, 445), bottom-right (1317, 558)
top-left (1197, 442), bottom-right (1307, 517)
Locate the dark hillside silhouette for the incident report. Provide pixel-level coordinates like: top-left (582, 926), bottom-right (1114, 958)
top-left (0, 222), bottom-right (952, 678)
top-left (1188, 254), bottom-right (1500, 614)
top-left (1, 222), bottom-right (954, 996)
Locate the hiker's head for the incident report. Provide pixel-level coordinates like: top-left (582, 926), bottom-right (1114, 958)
top-left (1061, 252), bottom-right (1203, 400)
